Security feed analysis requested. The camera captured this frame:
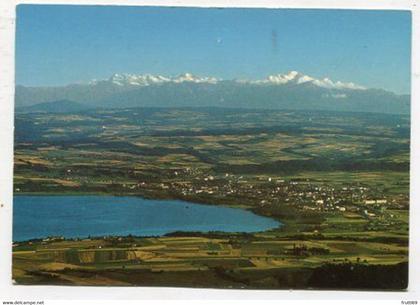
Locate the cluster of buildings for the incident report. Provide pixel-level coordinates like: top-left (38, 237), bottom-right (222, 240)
top-left (129, 169), bottom-right (409, 221)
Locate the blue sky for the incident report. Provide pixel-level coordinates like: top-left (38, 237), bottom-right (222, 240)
top-left (16, 5), bottom-right (411, 93)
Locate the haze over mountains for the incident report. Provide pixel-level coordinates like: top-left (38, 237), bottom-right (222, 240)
top-left (15, 71), bottom-right (410, 114)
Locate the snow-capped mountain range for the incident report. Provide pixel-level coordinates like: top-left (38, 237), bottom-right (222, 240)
top-left (254, 71), bottom-right (366, 90)
top-left (15, 71), bottom-right (409, 114)
top-left (97, 72), bottom-right (220, 86)
top-left (91, 71), bottom-right (366, 91)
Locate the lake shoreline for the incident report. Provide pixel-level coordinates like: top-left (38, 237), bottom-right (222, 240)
top-left (14, 190), bottom-right (296, 238)
top-left (13, 190), bottom-right (285, 222)
top-left (13, 194), bottom-right (282, 242)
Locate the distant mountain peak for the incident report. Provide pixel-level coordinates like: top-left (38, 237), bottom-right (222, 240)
top-left (96, 72), bottom-right (219, 87)
top-left (172, 73), bottom-right (219, 84)
top-left (254, 71), bottom-right (366, 90)
top-left (107, 73), bottom-right (171, 86)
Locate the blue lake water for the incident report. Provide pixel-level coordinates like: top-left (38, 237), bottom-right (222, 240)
top-left (13, 195), bottom-right (281, 241)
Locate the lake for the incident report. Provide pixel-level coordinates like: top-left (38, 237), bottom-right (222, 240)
top-left (13, 195), bottom-right (281, 241)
